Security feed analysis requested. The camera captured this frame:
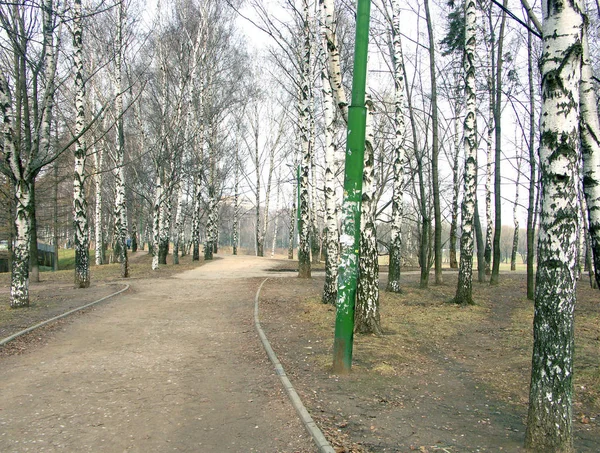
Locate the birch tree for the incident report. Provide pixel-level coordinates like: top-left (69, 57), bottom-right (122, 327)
top-left (386, 0), bottom-right (407, 293)
top-left (355, 99), bottom-right (381, 335)
top-left (453, 0), bottom-right (478, 306)
top-left (0, 0), bottom-right (62, 307)
top-left (580, 21), bottom-right (600, 289)
top-left (113, 0), bottom-right (129, 278)
top-left (510, 142), bottom-right (522, 271)
top-left (524, 0), bottom-right (584, 448)
top-left (297, 0), bottom-right (312, 278)
top-left (72, 0), bottom-right (89, 288)
top-left (320, 0), bottom-right (339, 303)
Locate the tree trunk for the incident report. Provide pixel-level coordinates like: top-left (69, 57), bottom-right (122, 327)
top-left (53, 158), bottom-right (59, 271)
top-left (172, 183), bottom-right (184, 264)
top-left (386, 0), bottom-right (406, 293)
top-left (204, 185), bottom-right (216, 261)
top-left (484, 74), bottom-right (494, 276)
top-left (511, 145), bottom-right (522, 271)
top-left (474, 199), bottom-right (486, 283)
top-left (524, 0), bottom-right (583, 449)
top-left (152, 173), bottom-right (162, 270)
top-left (580, 25), bottom-right (600, 289)
top-left (158, 186), bottom-right (171, 265)
top-left (526, 22), bottom-right (537, 300)
top-left (233, 147), bottom-right (239, 256)
top-left (322, 0), bottom-right (348, 123)
top-left (424, 0), bottom-right (442, 285)
top-left (449, 104), bottom-right (461, 270)
top-left (320, 1), bottom-right (339, 302)
top-left (28, 180), bottom-right (39, 283)
top-left (288, 203), bottom-right (295, 260)
top-left (93, 139), bottom-right (104, 265)
top-left (12, 181), bottom-right (32, 308)
top-left (490, 0), bottom-right (508, 285)
top-left (192, 174), bottom-right (201, 261)
top-left (297, 0), bottom-right (312, 278)
top-left (72, 0), bottom-right (89, 288)
top-left (355, 100), bottom-right (381, 335)
top-left (113, 1), bottom-right (128, 278)
top-left (453, 0), bottom-right (478, 305)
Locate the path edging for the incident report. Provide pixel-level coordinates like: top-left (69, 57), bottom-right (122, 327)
top-left (0, 284), bottom-right (130, 347)
top-left (254, 278), bottom-right (335, 453)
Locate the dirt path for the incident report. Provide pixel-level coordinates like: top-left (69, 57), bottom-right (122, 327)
top-left (0, 255), bottom-right (316, 452)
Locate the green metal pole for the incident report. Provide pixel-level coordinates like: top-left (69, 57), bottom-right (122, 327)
top-left (332, 0), bottom-right (371, 374)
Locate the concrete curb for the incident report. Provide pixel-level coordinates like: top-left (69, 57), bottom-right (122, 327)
top-left (0, 284), bottom-right (130, 347)
top-left (254, 278), bottom-right (335, 453)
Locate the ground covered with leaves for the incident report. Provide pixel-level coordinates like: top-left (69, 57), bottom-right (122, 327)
top-left (259, 267), bottom-right (599, 452)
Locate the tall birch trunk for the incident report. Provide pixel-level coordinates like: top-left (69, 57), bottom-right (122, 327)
top-left (159, 187), bottom-right (171, 265)
top-left (271, 178), bottom-right (281, 257)
top-left (297, 0), bottom-right (312, 278)
top-left (355, 99), bottom-right (381, 335)
top-left (254, 112), bottom-right (263, 257)
top-left (454, 0), bottom-right (478, 305)
top-left (152, 172), bottom-right (162, 270)
top-left (114, 1), bottom-right (128, 278)
top-left (484, 74), bottom-right (494, 276)
top-left (511, 144), bottom-right (522, 271)
top-left (72, 0), bottom-right (89, 288)
top-left (320, 0), bottom-right (339, 303)
top-left (233, 146), bottom-right (239, 256)
top-left (192, 174), bottom-right (202, 261)
top-left (204, 186), bottom-right (216, 260)
top-left (524, 0), bottom-right (583, 448)
top-left (322, 0), bottom-right (348, 123)
top-left (449, 108), bottom-right (461, 269)
top-left (93, 139), bottom-right (104, 265)
top-left (288, 202), bottom-right (295, 260)
top-left (580, 25), bottom-right (600, 289)
top-left (386, 0), bottom-right (406, 293)
top-left (172, 182), bottom-right (184, 264)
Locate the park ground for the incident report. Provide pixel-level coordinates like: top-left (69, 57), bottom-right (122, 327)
top-left (0, 251), bottom-right (598, 452)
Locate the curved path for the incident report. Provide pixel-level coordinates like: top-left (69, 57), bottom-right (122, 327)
top-left (0, 255), bottom-right (316, 452)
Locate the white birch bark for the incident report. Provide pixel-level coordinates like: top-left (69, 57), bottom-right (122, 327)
top-left (72, 0), bottom-right (89, 288)
top-left (192, 174), bottom-right (202, 261)
top-left (233, 145), bottom-right (239, 256)
top-left (297, 0), bottom-right (312, 277)
top-left (355, 99), bottom-right (381, 334)
top-left (524, 0), bottom-right (584, 448)
top-left (152, 172), bottom-right (162, 270)
top-left (454, 0), bottom-right (478, 306)
top-left (386, 0), bottom-right (406, 293)
top-left (484, 75), bottom-right (494, 275)
top-left (320, 0), bottom-right (339, 303)
top-left (321, 0), bottom-right (348, 123)
top-left (1, 76), bottom-right (31, 307)
top-left (173, 182), bottom-right (184, 264)
top-left (449, 106), bottom-right (461, 269)
top-left (580, 26), bottom-right (600, 289)
top-left (271, 174), bottom-right (281, 257)
top-left (113, 0), bottom-right (128, 278)
top-left (93, 138), bottom-right (104, 266)
top-left (511, 142), bottom-right (522, 271)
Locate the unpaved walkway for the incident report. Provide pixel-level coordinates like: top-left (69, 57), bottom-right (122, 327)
top-left (0, 255), bottom-right (316, 452)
